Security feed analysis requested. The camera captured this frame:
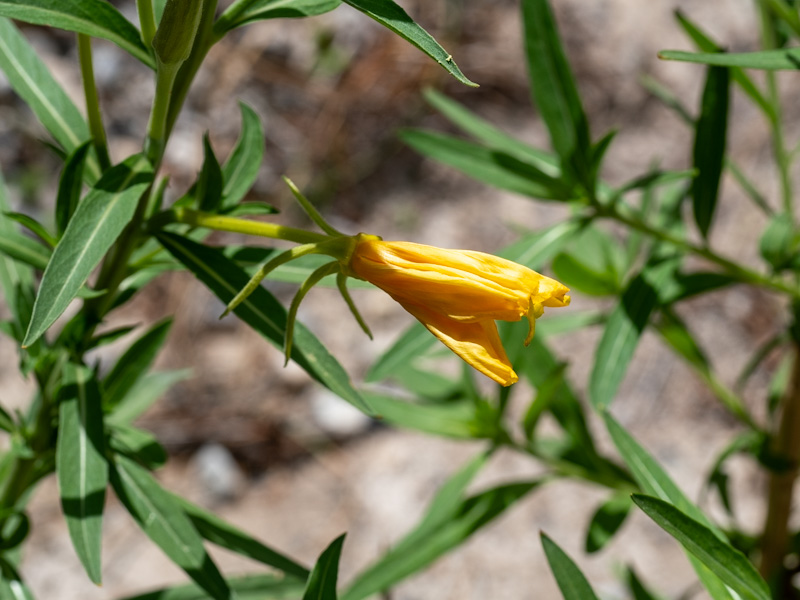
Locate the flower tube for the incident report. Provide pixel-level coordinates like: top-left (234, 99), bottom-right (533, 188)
top-left (346, 235), bottom-right (570, 386)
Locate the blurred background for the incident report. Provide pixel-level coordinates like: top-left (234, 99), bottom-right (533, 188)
top-left (0, 0), bottom-right (794, 597)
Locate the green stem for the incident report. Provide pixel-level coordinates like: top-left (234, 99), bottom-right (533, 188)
top-left (169, 207), bottom-right (330, 244)
top-left (601, 204), bottom-right (800, 298)
top-left (145, 60), bottom-right (181, 164)
top-left (77, 34), bottom-right (111, 172)
top-left (759, 1), bottom-right (793, 214)
top-left (137, 0), bottom-right (157, 48)
top-left (213, 0), bottom-right (250, 34)
top-left (760, 343), bottom-right (800, 590)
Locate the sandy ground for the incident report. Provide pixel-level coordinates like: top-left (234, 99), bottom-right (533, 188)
top-left (0, 0), bottom-right (794, 598)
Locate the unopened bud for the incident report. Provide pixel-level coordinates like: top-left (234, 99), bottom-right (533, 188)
top-left (152, 0), bottom-right (204, 65)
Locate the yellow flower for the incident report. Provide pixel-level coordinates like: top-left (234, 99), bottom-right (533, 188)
top-left (347, 235), bottom-right (570, 386)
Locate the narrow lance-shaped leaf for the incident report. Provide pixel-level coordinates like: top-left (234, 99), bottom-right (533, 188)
top-left (659, 47), bottom-right (800, 70)
top-left (156, 232), bottom-right (371, 414)
top-left (303, 534), bottom-right (346, 600)
top-left (522, 0), bottom-right (592, 185)
top-left (341, 0), bottom-right (477, 87)
top-left (691, 65), bottom-right (729, 238)
top-left (56, 362), bottom-right (108, 584)
top-left (23, 154), bottom-right (154, 347)
top-left (56, 142), bottom-right (92, 237)
top-left (0, 18), bottom-right (100, 182)
top-left (109, 453), bottom-right (232, 600)
top-left (632, 495), bottom-right (770, 600)
top-left (0, 0), bottom-right (154, 67)
top-left (540, 533), bottom-right (600, 600)
top-left (221, 102), bottom-right (265, 208)
top-left (215, 0), bottom-right (342, 32)
top-left (0, 171), bottom-right (34, 325)
top-left (196, 135), bottom-right (223, 212)
top-left (102, 318), bottom-right (173, 411)
top-left (119, 574), bottom-right (306, 600)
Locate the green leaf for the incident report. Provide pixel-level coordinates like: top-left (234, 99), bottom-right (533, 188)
top-left (603, 414), bottom-right (735, 600)
top-left (589, 263), bottom-right (671, 410)
top-left (23, 154), bottom-right (153, 347)
top-left (552, 253), bottom-right (618, 296)
top-left (0, 561), bottom-right (35, 600)
top-left (175, 496), bottom-right (310, 580)
top-left (109, 453), bottom-right (232, 600)
top-left (421, 88), bottom-right (560, 176)
top-left (0, 0), bottom-right (153, 67)
top-left (658, 47), bottom-right (800, 70)
top-left (108, 424), bottom-right (168, 470)
top-left (56, 141), bottom-right (92, 236)
top-left (626, 567), bottom-right (662, 600)
top-left (107, 369), bottom-right (192, 425)
top-left (157, 233), bottom-right (371, 414)
top-left (0, 229), bottom-right (50, 271)
top-left (220, 202), bottom-right (278, 217)
top-left (196, 135), bottom-right (223, 212)
top-left (522, 0), bottom-right (592, 187)
top-left (120, 574), bottom-right (306, 600)
top-left (55, 362), bottom-right (107, 584)
top-left (0, 172), bottom-right (34, 325)
top-left (632, 495), bottom-right (770, 600)
top-left (341, 0), bottom-right (476, 86)
top-left (364, 393), bottom-right (482, 439)
top-left (585, 492), bottom-right (631, 553)
top-left (103, 319), bottom-right (173, 411)
top-left (221, 103), bottom-right (264, 208)
top-left (365, 322), bottom-right (436, 382)
top-left (691, 65), bottom-right (729, 238)
top-left (0, 18), bottom-right (100, 182)
top-left (216, 0), bottom-right (341, 33)
top-left (3, 212), bottom-right (56, 247)
top-left (343, 477), bottom-right (542, 600)
top-left (303, 534), bottom-right (345, 600)
top-left (656, 271), bottom-right (737, 304)
top-left (541, 533), bottom-right (600, 600)
top-left (400, 129), bottom-right (574, 200)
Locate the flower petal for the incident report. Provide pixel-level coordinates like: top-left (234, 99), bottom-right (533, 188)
top-left (400, 301), bottom-right (519, 387)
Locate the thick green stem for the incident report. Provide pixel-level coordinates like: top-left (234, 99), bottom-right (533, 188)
top-left (137, 0), bottom-right (157, 48)
top-left (77, 34), bottom-right (111, 172)
top-left (169, 207), bottom-right (330, 245)
top-left (145, 60), bottom-right (181, 164)
top-left (760, 344), bottom-right (800, 587)
top-left (600, 204), bottom-right (800, 298)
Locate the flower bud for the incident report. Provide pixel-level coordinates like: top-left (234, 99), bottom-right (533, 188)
top-left (152, 0), bottom-right (204, 65)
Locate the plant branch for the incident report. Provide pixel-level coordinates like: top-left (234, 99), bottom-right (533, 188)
top-left (77, 34), bottom-right (111, 172)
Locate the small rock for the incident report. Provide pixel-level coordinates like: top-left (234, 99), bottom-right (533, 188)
top-left (310, 389), bottom-right (372, 438)
top-left (192, 443), bottom-right (245, 503)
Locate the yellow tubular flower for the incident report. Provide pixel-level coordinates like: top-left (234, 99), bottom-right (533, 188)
top-left (346, 235), bottom-right (571, 386)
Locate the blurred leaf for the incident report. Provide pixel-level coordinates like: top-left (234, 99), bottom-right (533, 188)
top-left (157, 233), bottom-right (371, 414)
top-left (303, 534), bottom-right (345, 600)
top-left (0, 18), bottom-right (99, 181)
top-left (86, 325), bottom-right (137, 350)
top-left (196, 135), bottom-right (223, 212)
top-left (384, 364), bottom-right (460, 398)
top-left (176, 496), bottom-right (310, 580)
top-left (691, 64), bottom-right (729, 238)
top-left (103, 319), bottom-right (173, 411)
top-left (219, 202), bottom-right (278, 217)
top-left (760, 213), bottom-right (795, 270)
top-left (220, 102), bottom-right (263, 208)
top-left (659, 48), bottom-right (800, 70)
top-left (215, 0), bottom-right (342, 32)
top-left (109, 453), bottom-right (232, 600)
top-left (540, 533), bottom-right (600, 600)
top-left (23, 154), bottom-right (153, 347)
top-left (3, 213), bottom-right (56, 247)
top-left (0, 0), bottom-right (153, 67)
top-left (56, 141), bottom-right (91, 236)
top-left (632, 495), bottom-right (770, 600)
top-left (107, 369), bottom-right (192, 425)
top-left (552, 254), bottom-right (618, 296)
top-left (55, 362), bottom-right (107, 584)
top-left (343, 457), bottom-right (544, 600)
top-left (675, 10), bottom-right (774, 121)
top-left (0, 229), bottom-right (50, 271)
top-left (0, 561), bottom-right (34, 600)
top-left (0, 172), bottom-right (34, 325)
top-left (626, 567), bottom-right (663, 600)
top-left (767, 354), bottom-right (793, 417)
top-left (121, 574), bottom-right (304, 600)
top-left (400, 129), bottom-right (574, 200)
top-left (521, 363), bottom-right (567, 441)
top-left (602, 412), bottom-right (735, 600)
top-left (705, 431), bottom-right (763, 518)
top-left (341, 0), bottom-right (477, 87)
top-left (497, 220), bottom-right (582, 269)
top-left (365, 393), bottom-right (482, 439)
top-left (656, 271), bottom-right (737, 304)
top-left (585, 493), bottom-right (631, 553)
top-left (522, 0), bottom-right (592, 187)
top-left (422, 88), bottom-right (560, 176)
top-left (736, 332), bottom-right (786, 392)
top-left (108, 424), bottom-right (168, 470)
top-left (589, 261), bottom-right (674, 410)
top-left (366, 322), bottom-right (436, 382)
